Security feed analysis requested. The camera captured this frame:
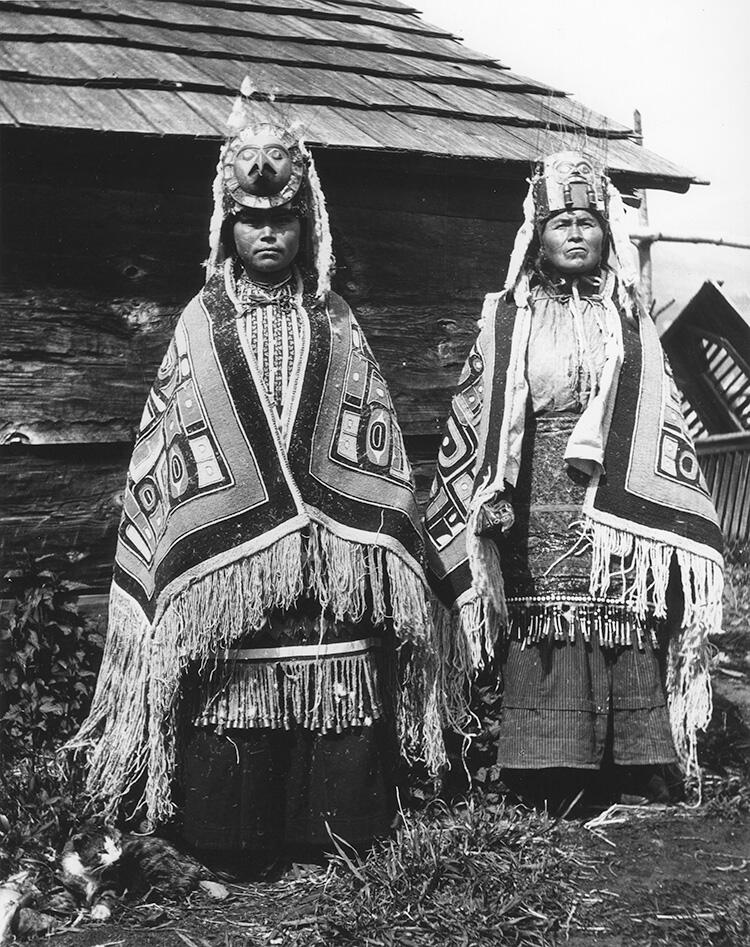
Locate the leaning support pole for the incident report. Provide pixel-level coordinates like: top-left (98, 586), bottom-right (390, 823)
top-left (633, 110), bottom-right (653, 313)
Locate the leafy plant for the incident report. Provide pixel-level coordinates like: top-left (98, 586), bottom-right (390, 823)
top-left (0, 553), bottom-right (104, 761)
top-left (0, 554), bottom-right (104, 876)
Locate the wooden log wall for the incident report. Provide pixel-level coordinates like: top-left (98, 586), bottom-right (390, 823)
top-left (0, 127), bottom-right (525, 589)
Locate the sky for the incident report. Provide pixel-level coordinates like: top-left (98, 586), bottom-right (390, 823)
top-left (415, 0), bottom-right (750, 321)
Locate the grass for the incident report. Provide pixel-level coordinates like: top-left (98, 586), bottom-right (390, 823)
top-left (312, 796), bottom-right (592, 947)
top-left (4, 547), bottom-right (750, 946)
top-left (716, 541), bottom-right (750, 659)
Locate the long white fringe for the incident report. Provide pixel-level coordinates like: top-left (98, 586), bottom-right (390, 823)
top-left (586, 517), bottom-right (723, 774)
top-left (196, 651), bottom-right (384, 732)
top-left (466, 512), bottom-right (507, 625)
top-left (66, 584), bottom-right (153, 815)
top-left (424, 595), bottom-right (500, 742)
top-left (299, 140), bottom-right (334, 300)
top-left (393, 635), bottom-right (448, 775)
top-left (503, 181), bottom-right (536, 294)
top-left (586, 520), bottom-right (723, 633)
top-left (69, 522), bottom-right (431, 823)
top-left (205, 144), bottom-right (228, 279)
top-left (667, 628), bottom-right (713, 779)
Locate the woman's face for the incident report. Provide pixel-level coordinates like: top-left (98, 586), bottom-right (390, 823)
top-left (540, 209), bottom-right (604, 276)
top-left (233, 211), bottom-right (301, 280)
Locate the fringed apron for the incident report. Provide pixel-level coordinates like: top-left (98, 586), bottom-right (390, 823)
top-left (496, 412), bottom-right (677, 768)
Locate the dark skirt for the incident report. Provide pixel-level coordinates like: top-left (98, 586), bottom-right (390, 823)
top-left (179, 721), bottom-right (398, 855)
top-left (496, 632), bottom-right (677, 769)
top-left (495, 413), bottom-right (678, 770)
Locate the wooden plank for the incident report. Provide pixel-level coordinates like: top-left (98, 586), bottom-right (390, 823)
top-left (0, 85), bottom-right (17, 123)
top-left (0, 290), bottom-right (486, 443)
top-left (331, 0), bottom-right (420, 11)
top-left (143, 0), bottom-right (433, 35)
top-left (20, 40), bottom-right (216, 86)
top-left (514, 90), bottom-right (631, 135)
top-left (383, 109), bottom-right (535, 159)
top-left (0, 10), bottom-right (113, 38)
top-left (0, 289), bottom-right (180, 444)
top-left (356, 303), bottom-right (482, 436)
top-left (179, 94), bottom-right (386, 148)
top-left (0, 440), bottom-right (445, 601)
top-left (0, 15), bottom-right (547, 88)
top-left (0, 72), bottom-right (626, 151)
top-left (597, 135), bottom-right (695, 184)
top-left (1, 131), bottom-right (519, 444)
top-left (182, 60), bottom-right (388, 109)
top-left (320, 159), bottom-right (527, 220)
top-left (0, 41), bottom-right (613, 134)
top-left (0, 443), bottom-right (126, 590)
top-left (180, 1), bottom-right (421, 27)
top-left (730, 454), bottom-right (750, 541)
top-left (65, 85), bottom-right (170, 135)
top-left (0, 432), bottom-right (441, 595)
top-left (414, 82), bottom-right (631, 133)
top-left (0, 80), bottom-right (159, 132)
top-left (0, 78), bottom-right (96, 128)
top-left (125, 87), bottom-right (221, 136)
top-left (718, 452), bottom-right (750, 542)
top-left (1, 169), bottom-right (211, 285)
top-left (22, 0), bottom-right (496, 63)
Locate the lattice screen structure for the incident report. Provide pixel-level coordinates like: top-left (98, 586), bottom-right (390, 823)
top-left (661, 281), bottom-right (750, 543)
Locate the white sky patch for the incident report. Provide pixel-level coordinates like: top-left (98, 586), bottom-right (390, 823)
top-left (415, 0), bottom-right (750, 316)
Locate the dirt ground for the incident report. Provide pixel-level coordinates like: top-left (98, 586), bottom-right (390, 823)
top-left (16, 804), bottom-right (748, 947)
top-left (566, 809), bottom-right (749, 946)
top-left (15, 632), bottom-right (750, 947)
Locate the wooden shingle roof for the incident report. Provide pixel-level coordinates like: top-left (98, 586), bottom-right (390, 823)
top-left (0, 0), bottom-right (696, 191)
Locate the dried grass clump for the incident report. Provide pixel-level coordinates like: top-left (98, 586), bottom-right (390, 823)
top-left (717, 541), bottom-right (750, 653)
top-left (314, 798), bottom-right (586, 947)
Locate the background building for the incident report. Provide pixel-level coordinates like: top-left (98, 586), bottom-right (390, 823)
top-left (0, 0), bottom-right (698, 588)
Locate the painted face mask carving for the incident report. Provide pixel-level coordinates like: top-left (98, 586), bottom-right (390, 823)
top-left (233, 138), bottom-right (293, 197)
top-left (547, 153), bottom-right (600, 212)
top-left (222, 124), bottom-right (304, 210)
top-left (533, 150), bottom-right (607, 231)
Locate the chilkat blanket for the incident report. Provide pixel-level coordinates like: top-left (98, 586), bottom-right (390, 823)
top-left (71, 267), bottom-right (437, 820)
top-left (425, 288), bottom-right (724, 773)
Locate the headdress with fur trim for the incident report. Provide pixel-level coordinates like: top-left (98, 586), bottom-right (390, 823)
top-left (206, 77), bottom-right (334, 300)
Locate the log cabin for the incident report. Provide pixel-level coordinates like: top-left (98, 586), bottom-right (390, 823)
top-left (0, 0), bottom-right (700, 592)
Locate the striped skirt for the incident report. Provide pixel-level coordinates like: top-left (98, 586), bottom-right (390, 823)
top-left (495, 413), bottom-right (678, 769)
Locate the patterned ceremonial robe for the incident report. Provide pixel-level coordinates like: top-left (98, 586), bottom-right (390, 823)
top-left (70, 263), bottom-right (441, 824)
top-left (425, 274), bottom-right (723, 775)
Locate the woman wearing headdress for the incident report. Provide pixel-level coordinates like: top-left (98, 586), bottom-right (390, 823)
top-left (424, 152), bottom-right (723, 807)
top-left (69, 84), bottom-right (444, 873)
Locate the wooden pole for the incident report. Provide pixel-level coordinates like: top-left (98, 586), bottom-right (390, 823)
top-left (629, 229), bottom-right (750, 251)
top-left (633, 109), bottom-right (653, 312)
